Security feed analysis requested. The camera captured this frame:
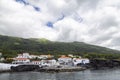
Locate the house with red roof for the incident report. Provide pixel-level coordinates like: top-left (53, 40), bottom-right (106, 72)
top-left (58, 55), bottom-right (72, 65)
top-left (12, 58), bottom-right (30, 64)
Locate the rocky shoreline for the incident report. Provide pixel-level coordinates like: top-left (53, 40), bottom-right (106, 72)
top-left (90, 59), bottom-right (120, 69)
top-left (37, 67), bottom-right (86, 72)
top-left (1, 59), bottom-right (120, 73)
top-left (10, 65), bottom-right (86, 72)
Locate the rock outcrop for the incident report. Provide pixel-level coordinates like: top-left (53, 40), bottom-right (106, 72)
top-left (90, 59), bottom-right (120, 69)
top-left (11, 65), bottom-right (39, 72)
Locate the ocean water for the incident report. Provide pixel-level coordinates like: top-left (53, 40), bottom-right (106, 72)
top-left (0, 68), bottom-right (120, 80)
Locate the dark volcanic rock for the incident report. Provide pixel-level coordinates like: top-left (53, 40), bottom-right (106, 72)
top-left (11, 65), bottom-right (39, 72)
top-left (38, 67), bottom-right (86, 72)
top-left (90, 59), bottom-right (120, 69)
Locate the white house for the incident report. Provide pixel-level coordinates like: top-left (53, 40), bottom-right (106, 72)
top-left (37, 55), bottom-right (48, 59)
top-left (31, 61), bottom-right (41, 65)
top-left (82, 58), bottom-right (90, 64)
top-left (38, 55), bottom-right (53, 59)
top-left (73, 58), bottom-right (90, 66)
top-left (22, 53), bottom-right (30, 58)
top-left (58, 55), bottom-right (72, 64)
top-left (12, 58), bottom-right (30, 64)
top-left (48, 59), bottom-right (57, 66)
top-left (16, 53), bottom-right (30, 58)
top-left (30, 55), bottom-right (38, 59)
top-left (40, 60), bottom-right (50, 67)
top-left (31, 59), bottom-right (57, 66)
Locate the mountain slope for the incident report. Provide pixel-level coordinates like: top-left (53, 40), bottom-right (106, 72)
top-left (0, 35), bottom-right (120, 58)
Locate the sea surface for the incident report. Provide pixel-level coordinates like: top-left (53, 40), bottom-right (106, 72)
top-left (0, 68), bottom-right (120, 80)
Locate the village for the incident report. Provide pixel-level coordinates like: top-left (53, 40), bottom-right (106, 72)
top-left (0, 52), bottom-right (90, 71)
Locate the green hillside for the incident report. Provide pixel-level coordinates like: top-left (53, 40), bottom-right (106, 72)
top-left (0, 35), bottom-right (120, 59)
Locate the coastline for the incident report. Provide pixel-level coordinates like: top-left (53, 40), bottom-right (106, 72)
top-left (0, 63), bottom-right (86, 73)
top-left (0, 67), bottom-right (86, 73)
top-left (1, 59), bottom-right (120, 73)
top-left (37, 66), bottom-right (86, 72)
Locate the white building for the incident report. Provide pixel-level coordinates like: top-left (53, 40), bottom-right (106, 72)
top-left (12, 58), bottom-right (30, 64)
top-left (31, 61), bottom-right (41, 65)
top-left (40, 60), bottom-right (50, 67)
top-left (58, 55), bottom-right (72, 64)
top-left (31, 59), bottom-right (58, 66)
top-left (48, 59), bottom-right (57, 66)
top-left (16, 53), bottom-right (30, 58)
top-left (30, 55), bottom-right (38, 59)
top-left (22, 53), bottom-right (30, 58)
top-left (38, 55), bottom-right (53, 59)
top-left (73, 58), bottom-right (90, 66)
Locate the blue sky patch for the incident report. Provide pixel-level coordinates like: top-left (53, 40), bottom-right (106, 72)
top-left (15, 0), bottom-right (29, 5)
top-left (16, 0), bottom-right (40, 12)
top-left (33, 6), bottom-right (40, 11)
top-left (46, 22), bottom-right (53, 28)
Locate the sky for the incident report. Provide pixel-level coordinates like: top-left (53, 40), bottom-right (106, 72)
top-left (0, 0), bottom-right (120, 50)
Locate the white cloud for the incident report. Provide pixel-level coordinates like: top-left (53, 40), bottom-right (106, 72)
top-left (0, 0), bottom-right (120, 50)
